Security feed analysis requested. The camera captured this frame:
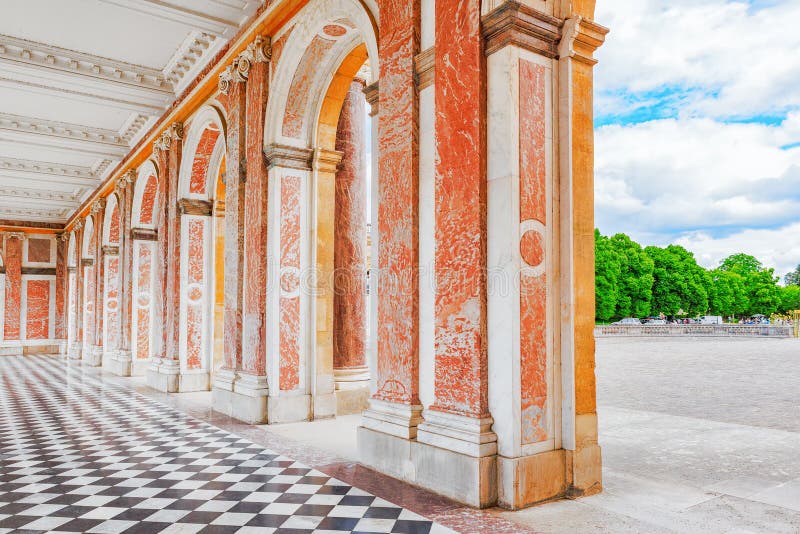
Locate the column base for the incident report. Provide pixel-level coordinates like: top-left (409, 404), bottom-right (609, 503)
top-left (566, 413), bottom-right (603, 498)
top-left (497, 449), bottom-right (566, 509)
top-left (269, 394), bottom-right (312, 424)
top-left (212, 371), bottom-right (269, 424)
top-left (146, 358), bottom-right (179, 392)
top-left (107, 350), bottom-right (132, 377)
top-left (131, 357), bottom-right (148, 377)
top-left (358, 425), bottom-right (498, 508)
top-left (83, 345), bottom-right (103, 367)
top-left (361, 398), bottom-right (423, 439)
top-left (417, 409), bottom-right (498, 457)
top-left (67, 342), bottom-right (82, 360)
top-left (334, 367), bottom-right (370, 415)
top-left (58, 341), bottom-right (68, 356)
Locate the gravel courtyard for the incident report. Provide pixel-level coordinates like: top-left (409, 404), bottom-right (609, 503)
top-left (503, 336), bottom-right (800, 533)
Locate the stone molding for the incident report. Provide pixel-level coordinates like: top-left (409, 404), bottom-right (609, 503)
top-left (558, 16), bottom-right (609, 66)
top-left (178, 198), bottom-right (214, 216)
top-left (81, 258), bottom-right (94, 266)
top-left (415, 47), bottom-right (435, 90)
top-left (264, 143), bottom-right (314, 170)
top-left (21, 267), bottom-right (56, 275)
top-left (482, 1), bottom-right (564, 58)
top-left (313, 148), bottom-right (344, 174)
top-left (363, 82), bottom-right (379, 116)
top-left (4, 231), bottom-right (25, 241)
top-left (131, 228), bottom-right (157, 241)
top-left (102, 245), bottom-right (119, 256)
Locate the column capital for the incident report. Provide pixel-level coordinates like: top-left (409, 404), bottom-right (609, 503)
top-left (4, 231), bottom-right (25, 241)
top-left (313, 148), bottom-right (343, 174)
top-left (559, 16), bottom-right (609, 66)
top-left (91, 198), bottom-right (106, 214)
top-left (153, 130), bottom-right (172, 152)
top-left (482, 1), bottom-right (563, 58)
top-left (57, 231), bottom-right (70, 242)
top-left (264, 143), bottom-right (314, 170)
top-left (73, 218), bottom-right (84, 232)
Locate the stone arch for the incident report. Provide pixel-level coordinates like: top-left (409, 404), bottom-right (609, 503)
top-left (176, 105), bottom-right (227, 383)
top-left (66, 232), bottom-right (78, 353)
top-left (129, 160), bottom-right (161, 371)
top-left (80, 216), bottom-right (96, 352)
top-left (102, 194), bottom-right (121, 247)
top-left (132, 160), bottom-right (159, 230)
top-left (260, 0), bottom-right (377, 412)
top-left (264, 0), bottom-right (378, 149)
top-left (81, 217), bottom-right (95, 259)
top-left (101, 195), bottom-right (122, 355)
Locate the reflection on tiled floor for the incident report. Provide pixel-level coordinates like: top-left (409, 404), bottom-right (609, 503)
top-left (0, 355), bottom-right (453, 534)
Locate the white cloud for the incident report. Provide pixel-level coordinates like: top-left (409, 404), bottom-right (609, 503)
top-left (595, 0), bottom-right (800, 118)
top-left (595, 116), bottom-right (800, 235)
top-left (675, 224), bottom-right (800, 278)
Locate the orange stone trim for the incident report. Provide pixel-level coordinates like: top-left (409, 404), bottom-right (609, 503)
top-left (481, 1), bottom-right (563, 58)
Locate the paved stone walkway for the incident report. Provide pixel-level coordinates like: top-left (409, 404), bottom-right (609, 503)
top-left (502, 337), bottom-right (800, 533)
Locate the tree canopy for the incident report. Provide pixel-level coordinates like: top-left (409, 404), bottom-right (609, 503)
top-left (594, 231), bottom-right (796, 322)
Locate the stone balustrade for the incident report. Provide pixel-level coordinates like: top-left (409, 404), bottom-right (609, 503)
top-left (595, 324), bottom-right (793, 338)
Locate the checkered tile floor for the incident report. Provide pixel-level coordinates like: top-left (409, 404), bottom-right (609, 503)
top-left (0, 355), bottom-right (452, 534)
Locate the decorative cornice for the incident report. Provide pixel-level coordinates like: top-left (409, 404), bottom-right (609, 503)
top-left (482, 1), bottom-right (564, 58)
top-left (415, 47), bottom-right (435, 90)
top-left (0, 112), bottom-right (126, 148)
top-left (178, 198), bottom-right (213, 216)
top-left (264, 144), bottom-right (314, 171)
top-left (163, 32), bottom-right (217, 86)
top-left (0, 157), bottom-right (104, 182)
top-left (0, 207), bottom-right (71, 221)
top-left (558, 17), bottom-right (609, 66)
top-left (0, 186), bottom-right (81, 203)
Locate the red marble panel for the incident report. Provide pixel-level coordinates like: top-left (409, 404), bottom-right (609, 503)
top-left (282, 35), bottom-right (335, 138)
top-left (140, 175), bottom-right (158, 226)
top-left (28, 238), bottom-right (52, 263)
top-left (334, 81), bottom-right (368, 371)
top-left (190, 127), bottom-right (221, 195)
top-left (82, 265), bottom-right (95, 346)
top-left (270, 26), bottom-right (293, 79)
top-left (3, 236), bottom-right (22, 340)
top-left (280, 176), bottom-right (301, 391)
top-left (519, 59), bottom-right (548, 445)
top-left (185, 218), bottom-right (206, 370)
top-left (135, 242), bottom-right (153, 360)
top-left (432, 0), bottom-right (487, 418)
top-left (374, 0), bottom-right (420, 405)
top-left (104, 256), bottom-right (120, 350)
top-left (25, 279), bottom-right (50, 340)
top-left (108, 204), bottom-right (120, 245)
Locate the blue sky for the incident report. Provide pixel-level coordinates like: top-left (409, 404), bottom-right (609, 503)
top-left (594, 0), bottom-right (800, 278)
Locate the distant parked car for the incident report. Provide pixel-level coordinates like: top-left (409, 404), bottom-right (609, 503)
top-left (644, 318), bottom-right (667, 325)
top-left (699, 315), bottom-right (723, 325)
top-left (613, 318), bottom-right (641, 325)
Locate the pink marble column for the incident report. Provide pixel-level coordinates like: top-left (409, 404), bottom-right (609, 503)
top-left (119, 174), bottom-right (135, 359)
top-left (89, 202), bottom-right (106, 366)
top-left (242, 51), bottom-right (269, 378)
top-left (71, 225), bottom-right (85, 359)
top-left (3, 234), bottom-right (23, 341)
top-left (334, 79), bottom-right (369, 382)
top-left (164, 126), bottom-right (184, 364)
top-left (424, 0), bottom-right (491, 426)
top-left (55, 234), bottom-right (67, 343)
top-left (154, 145), bottom-right (170, 362)
top-left (362, 0), bottom-right (422, 437)
top-left (223, 80), bottom-right (246, 373)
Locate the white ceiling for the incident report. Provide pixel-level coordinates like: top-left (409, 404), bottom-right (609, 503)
top-left (0, 0), bottom-right (260, 225)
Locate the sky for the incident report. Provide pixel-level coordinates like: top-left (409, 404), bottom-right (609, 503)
top-left (593, 0), bottom-right (800, 280)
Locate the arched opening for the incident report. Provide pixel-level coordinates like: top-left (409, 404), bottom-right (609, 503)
top-left (262, 0), bottom-right (378, 422)
top-left (130, 161), bottom-right (160, 376)
top-left (80, 217), bottom-right (96, 355)
top-left (101, 194), bottom-right (121, 365)
top-left (177, 105), bottom-right (227, 391)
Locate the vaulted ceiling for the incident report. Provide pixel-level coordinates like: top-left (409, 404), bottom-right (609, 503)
top-left (0, 0), bottom-right (260, 226)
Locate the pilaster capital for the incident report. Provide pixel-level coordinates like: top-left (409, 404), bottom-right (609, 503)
top-left (73, 218), bottom-right (84, 232)
top-left (558, 16), bottom-right (609, 66)
top-left (169, 121), bottom-right (184, 141)
top-left (57, 231), bottom-right (70, 243)
top-left (482, 1), bottom-right (563, 58)
top-left (245, 35), bottom-right (272, 64)
top-left (153, 130), bottom-right (172, 152)
top-left (91, 198), bottom-right (106, 214)
top-left (264, 143), bottom-right (314, 170)
top-left (4, 231), bottom-right (25, 241)
top-left (363, 81), bottom-right (379, 116)
top-left (218, 64), bottom-right (234, 95)
top-left (313, 148), bottom-right (344, 174)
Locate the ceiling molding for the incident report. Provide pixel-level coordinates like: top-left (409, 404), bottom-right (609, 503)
top-left (0, 76), bottom-right (166, 115)
top-left (0, 112), bottom-right (129, 158)
top-left (0, 34), bottom-right (170, 91)
top-left (0, 157), bottom-right (108, 187)
top-left (96, 0), bottom-right (248, 38)
top-left (0, 204), bottom-right (72, 223)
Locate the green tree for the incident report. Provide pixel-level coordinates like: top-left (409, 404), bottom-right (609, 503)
top-left (779, 284), bottom-right (800, 313)
top-left (745, 268), bottom-right (781, 316)
top-left (610, 233), bottom-right (654, 318)
top-left (645, 245), bottom-right (709, 317)
top-left (718, 253), bottom-right (763, 277)
top-left (784, 264), bottom-right (800, 286)
top-left (595, 230), bottom-right (621, 322)
top-left (707, 269), bottom-right (748, 317)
